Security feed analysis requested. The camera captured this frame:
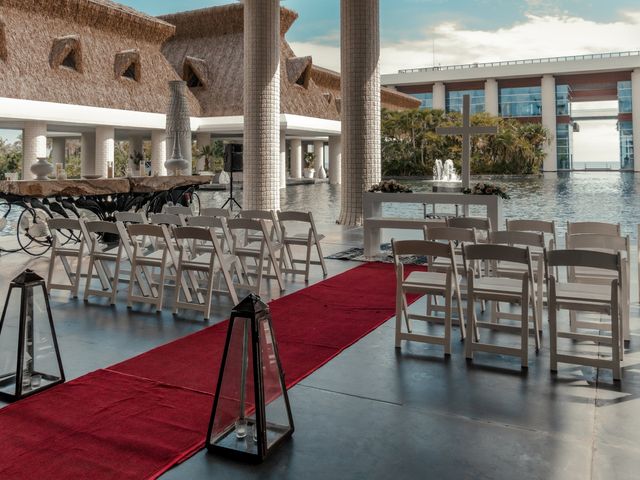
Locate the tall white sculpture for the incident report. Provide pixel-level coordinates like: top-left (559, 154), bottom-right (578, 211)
top-left (165, 80), bottom-right (191, 175)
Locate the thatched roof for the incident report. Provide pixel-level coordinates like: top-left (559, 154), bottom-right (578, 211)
top-left (0, 0), bottom-right (201, 115)
top-left (160, 4), bottom-right (341, 120)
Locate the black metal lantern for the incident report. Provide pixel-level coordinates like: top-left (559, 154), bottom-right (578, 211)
top-left (206, 294), bottom-right (294, 462)
top-left (0, 270), bottom-right (65, 402)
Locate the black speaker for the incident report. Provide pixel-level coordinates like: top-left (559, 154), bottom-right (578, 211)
top-left (224, 144), bottom-right (243, 173)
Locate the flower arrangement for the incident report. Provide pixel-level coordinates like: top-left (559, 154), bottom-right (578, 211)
top-left (130, 151), bottom-right (144, 167)
top-left (368, 179), bottom-right (413, 193)
top-left (463, 182), bottom-right (510, 199)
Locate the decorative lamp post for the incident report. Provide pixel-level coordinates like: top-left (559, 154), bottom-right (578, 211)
top-left (206, 294), bottom-right (294, 462)
top-left (0, 270), bottom-right (64, 402)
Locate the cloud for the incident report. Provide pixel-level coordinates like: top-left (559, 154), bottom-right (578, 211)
top-left (291, 10), bottom-right (640, 74)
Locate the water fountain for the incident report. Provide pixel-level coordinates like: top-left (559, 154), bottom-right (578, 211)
top-left (432, 159), bottom-right (462, 192)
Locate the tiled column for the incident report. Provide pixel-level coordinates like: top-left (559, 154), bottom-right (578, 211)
top-left (632, 68), bottom-right (640, 172)
top-left (339, 0), bottom-right (381, 225)
top-left (22, 121), bottom-right (47, 180)
top-left (484, 78), bottom-right (499, 116)
top-left (290, 138), bottom-right (302, 179)
top-left (432, 82), bottom-right (446, 110)
top-left (541, 74), bottom-right (557, 172)
top-left (196, 132), bottom-right (211, 172)
top-left (151, 130), bottom-right (167, 176)
top-left (329, 135), bottom-right (342, 185)
top-left (95, 126), bottom-right (114, 179)
top-left (128, 135), bottom-right (144, 172)
top-left (50, 137), bottom-right (66, 166)
top-left (280, 131), bottom-right (287, 188)
top-left (243, 0), bottom-right (281, 210)
top-left (80, 131), bottom-right (96, 177)
top-left (313, 140), bottom-right (325, 178)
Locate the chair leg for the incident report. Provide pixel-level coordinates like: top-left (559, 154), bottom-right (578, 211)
top-left (455, 284), bottom-right (465, 341)
top-left (316, 239), bottom-right (328, 277)
top-left (127, 261), bottom-right (136, 308)
top-left (46, 252), bottom-right (56, 293)
top-left (304, 241), bottom-right (312, 282)
top-left (395, 286), bottom-right (403, 348)
top-left (73, 254), bottom-right (83, 299)
top-left (549, 303), bottom-right (558, 373)
top-left (157, 262), bottom-right (167, 313)
top-left (444, 289), bottom-right (452, 356)
top-left (84, 254), bottom-right (96, 301)
top-left (465, 292), bottom-right (475, 360)
top-left (521, 295), bottom-right (529, 369)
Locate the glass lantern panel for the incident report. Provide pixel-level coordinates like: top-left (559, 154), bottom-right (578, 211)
top-left (0, 287), bottom-right (21, 398)
top-left (259, 316), bottom-right (292, 449)
top-left (210, 316), bottom-right (258, 455)
top-left (20, 285), bottom-right (62, 393)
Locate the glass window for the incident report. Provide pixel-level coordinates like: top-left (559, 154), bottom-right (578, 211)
top-left (411, 92), bottom-right (433, 109)
top-left (446, 89), bottom-right (485, 114)
top-left (556, 85), bottom-right (571, 116)
top-left (499, 86), bottom-right (542, 117)
top-left (556, 124), bottom-right (571, 170)
top-left (619, 120), bottom-right (634, 170)
top-left (618, 81), bottom-right (632, 114)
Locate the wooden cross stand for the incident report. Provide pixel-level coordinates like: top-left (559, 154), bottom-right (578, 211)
top-left (436, 95), bottom-right (498, 189)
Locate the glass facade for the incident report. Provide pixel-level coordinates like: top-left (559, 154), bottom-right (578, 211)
top-left (412, 92), bottom-right (433, 109)
top-left (618, 81), bottom-right (632, 113)
top-left (446, 89), bottom-right (485, 114)
top-left (556, 124), bottom-right (572, 170)
top-left (556, 85), bottom-right (571, 115)
top-left (499, 86), bottom-right (542, 117)
top-left (619, 121), bottom-right (634, 170)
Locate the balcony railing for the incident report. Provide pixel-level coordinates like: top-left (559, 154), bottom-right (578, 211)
top-left (398, 51), bottom-right (640, 74)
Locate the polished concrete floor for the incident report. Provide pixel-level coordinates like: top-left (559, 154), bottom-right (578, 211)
top-left (1, 223), bottom-right (639, 479)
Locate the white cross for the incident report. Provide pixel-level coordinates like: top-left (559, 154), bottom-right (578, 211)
top-left (436, 95), bottom-right (498, 189)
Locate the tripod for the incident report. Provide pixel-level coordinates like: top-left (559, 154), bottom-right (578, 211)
top-left (221, 171), bottom-right (242, 210)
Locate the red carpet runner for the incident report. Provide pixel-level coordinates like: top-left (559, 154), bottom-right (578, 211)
top-left (0, 263), bottom-right (411, 479)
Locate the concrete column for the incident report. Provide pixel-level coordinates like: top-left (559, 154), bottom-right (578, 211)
top-left (22, 121), bottom-right (47, 180)
top-left (80, 132), bottom-right (96, 177)
top-left (313, 140), bottom-right (326, 178)
top-left (243, 0), bottom-right (281, 210)
top-left (196, 132), bottom-right (211, 172)
top-left (128, 135), bottom-right (144, 172)
top-left (339, 0), bottom-right (381, 226)
top-left (541, 74), bottom-right (557, 172)
top-left (280, 132), bottom-right (287, 188)
top-left (50, 137), bottom-right (66, 166)
top-left (484, 78), bottom-right (499, 116)
top-left (329, 135), bottom-right (342, 185)
top-left (632, 69), bottom-right (640, 172)
top-left (95, 126), bottom-right (114, 179)
top-left (151, 130), bottom-right (167, 176)
top-left (432, 82), bottom-right (446, 111)
top-left (290, 138), bottom-right (302, 178)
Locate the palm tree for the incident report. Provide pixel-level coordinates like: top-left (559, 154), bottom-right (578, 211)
top-left (198, 144), bottom-right (215, 172)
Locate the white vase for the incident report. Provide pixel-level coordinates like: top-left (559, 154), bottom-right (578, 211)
top-left (303, 168), bottom-right (315, 179)
top-left (31, 157), bottom-right (53, 180)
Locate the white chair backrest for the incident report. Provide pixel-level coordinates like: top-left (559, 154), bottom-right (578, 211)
top-left (115, 211), bottom-right (147, 224)
top-left (164, 205), bottom-right (193, 216)
top-left (464, 243), bottom-right (529, 265)
top-left (200, 207), bottom-right (231, 219)
top-left (85, 220), bottom-right (120, 236)
top-left (507, 219), bottom-right (555, 235)
top-left (426, 226), bottom-right (477, 243)
top-left (566, 233), bottom-right (629, 256)
top-left (127, 223), bottom-right (168, 241)
top-left (47, 218), bottom-right (83, 245)
top-left (392, 239), bottom-right (454, 260)
top-left (567, 221), bottom-right (620, 236)
top-left (186, 215), bottom-right (224, 229)
top-left (548, 249), bottom-right (620, 273)
top-left (277, 211), bottom-right (312, 223)
top-left (490, 230), bottom-right (545, 249)
top-left (447, 216), bottom-right (492, 232)
top-left (148, 212), bottom-right (183, 227)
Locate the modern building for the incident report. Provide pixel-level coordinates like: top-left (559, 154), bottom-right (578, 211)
top-left (0, 0), bottom-right (418, 184)
top-left (382, 52), bottom-right (640, 171)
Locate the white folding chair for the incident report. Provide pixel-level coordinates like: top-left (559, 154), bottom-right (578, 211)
top-left (83, 221), bottom-right (123, 305)
top-left (200, 207), bottom-right (231, 219)
top-left (464, 243), bottom-right (537, 368)
top-left (185, 215), bottom-right (243, 279)
top-left (548, 249), bottom-right (623, 380)
top-left (172, 226), bottom-right (240, 320)
top-left (277, 211), bottom-right (327, 281)
top-left (227, 218), bottom-right (285, 294)
top-left (392, 239), bottom-right (465, 355)
top-left (126, 224), bottom-right (174, 312)
top-left (447, 217), bottom-right (492, 243)
top-left (46, 218), bottom-right (85, 298)
top-left (507, 219), bottom-right (557, 252)
top-left (566, 232), bottom-right (631, 343)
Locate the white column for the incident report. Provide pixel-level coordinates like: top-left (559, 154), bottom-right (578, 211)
top-left (280, 132), bottom-right (287, 188)
top-left (484, 78), bottom-right (499, 116)
top-left (80, 132), bottom-right (96, 177)
top-left (541, 74), bottom-right (557, 172)
top-left (128, 135), bottom-right (144, 172)
top-left (339, 0), bottom-right (381, 226)
top-left (432, 82), bottom-right (446, 111)
top-left (151, 130), bottom-right (167, 176)
top-left (632, 69), bottom-right (640, 172)
top-left (290, 138), bottom-right (302, 179)
top-left (313, 140), bottom-right (325, 178)
top-left (50, 137), bottom-right (66, 166)
top-left (95, 126), bottom-right (114, 179)
top-left (329, 135), bottom-right (342, 185)
top-left (196, 132), bottom-right (211, 172)
top-left (22, 121), bottom-right (47, 180)
top-left (243, 0), bottom-right (281, 210)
